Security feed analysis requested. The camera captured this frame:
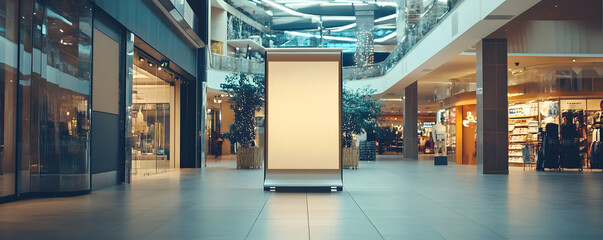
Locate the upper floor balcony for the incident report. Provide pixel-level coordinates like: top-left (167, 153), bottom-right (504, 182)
top-left (209, 0), bottom-right (541, 95)
top-left (211, 0), bottom-right (460, 79)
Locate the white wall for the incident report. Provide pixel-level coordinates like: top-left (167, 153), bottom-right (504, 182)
top-left (207, 68), bottom-right (230, 90)
top-left (211, 7), bottom-right (228, 44)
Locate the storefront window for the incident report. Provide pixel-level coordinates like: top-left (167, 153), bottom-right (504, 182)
top-left (445, 108), bottom-right (456, 161)
top-left (507, 98), bottom-right (603, 168)
top-left (508, 102), bottom-right (539, 163)
top-left (0, 0), bottom-right (18, 197)
top-left (20, 0), bottom-right (92, 192)
top-left (131, 50), bottom-right (176, 176)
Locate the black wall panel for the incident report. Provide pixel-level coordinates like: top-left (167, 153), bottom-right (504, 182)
top-left (91, 111), bottom-right (119, 174)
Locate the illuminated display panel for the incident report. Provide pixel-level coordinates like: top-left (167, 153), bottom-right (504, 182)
top-left (266, 52), bottom-right (341, 170)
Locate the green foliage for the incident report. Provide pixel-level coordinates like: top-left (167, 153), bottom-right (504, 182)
top-left (342, 85), bottom-right (383, 147)
top-left (221, 73), bottom-right (265, 148)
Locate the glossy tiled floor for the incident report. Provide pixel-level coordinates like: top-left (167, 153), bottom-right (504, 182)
top-left (1, 155), bottom-right (603, 240)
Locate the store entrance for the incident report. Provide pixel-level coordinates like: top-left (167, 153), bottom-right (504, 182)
top-left (131, 49), bottom-right (180, 176)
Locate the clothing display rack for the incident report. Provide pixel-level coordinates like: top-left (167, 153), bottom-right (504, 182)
top-left (537, 123), bottom-right (560, 171)
top-left (559, 112), bottom-right (583, 171)
top-left (589, 123), bottom-right (603, 170)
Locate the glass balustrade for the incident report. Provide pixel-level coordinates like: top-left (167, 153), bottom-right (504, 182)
top-left (210, 53), bottom-right (265, 75)
top-left (343, 0), bottom-right (463, 80)
top-left (215, 0), bottom-right (463, 80)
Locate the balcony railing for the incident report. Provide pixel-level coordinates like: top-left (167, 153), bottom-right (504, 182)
top-left (343, 0), bottom-right (462, 80)
top-left (211, 0), bottom-right (463, 81)
top-left (209, 53), bottom-right (264, 75)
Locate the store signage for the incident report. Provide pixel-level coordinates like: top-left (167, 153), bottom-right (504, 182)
top-left (423, 122), bottom-right (434, 128)
top-left (560, 99), bottom-right (586, 111)
top-left (160, 60), bottom-right (170, 68)
top-left (463, 111), bottom-right (477, 127)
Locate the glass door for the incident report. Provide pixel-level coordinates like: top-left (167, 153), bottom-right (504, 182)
top-left (131, 54), bottom-right (174, 176)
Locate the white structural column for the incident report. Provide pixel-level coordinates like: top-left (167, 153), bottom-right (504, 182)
top-left (403, 81), bottom-right (418, 159)
top-left (476, 39), bottom-right (509, 174)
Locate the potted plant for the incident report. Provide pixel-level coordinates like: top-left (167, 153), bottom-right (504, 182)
top-left (221, 73), bottom-right (265, 169)
top-left (342, 85), bottom-right (383, 169)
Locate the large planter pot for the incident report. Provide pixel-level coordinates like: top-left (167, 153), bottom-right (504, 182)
top-left (343, 147), bottom-right (359, 169)
top-left (236, 147), bottom-right (264, 169)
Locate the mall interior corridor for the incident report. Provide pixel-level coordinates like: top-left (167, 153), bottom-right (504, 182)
top-left (1, 156), bottom-right (602, 240)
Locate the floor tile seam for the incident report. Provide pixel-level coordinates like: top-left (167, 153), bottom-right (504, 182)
top-left (345, 189), bottom-right (451, 240)
top-left (136, 204), bottom-right (199, 239)
top-left (90, 204), bottom-right (161, 236)
top-left (407, 188), bottom-right (510, 240)
top-left (244, 191), bottom-right (272, 240)
top-left (306, 193), bottom-right (311, 240)
top-left (344, 190), bottom-right (385, 240)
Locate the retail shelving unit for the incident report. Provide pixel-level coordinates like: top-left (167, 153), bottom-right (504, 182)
top-left (508, 103), bottom-right (539, 164)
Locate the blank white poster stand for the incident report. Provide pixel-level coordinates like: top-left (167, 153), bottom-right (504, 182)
top-left (263, 48), bottom-right (343, 191)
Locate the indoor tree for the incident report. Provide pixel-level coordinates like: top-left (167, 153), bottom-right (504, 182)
top-left (342, 85), bottom-right (383, 147)
top-left (220, 72), bottom-right (265, 149)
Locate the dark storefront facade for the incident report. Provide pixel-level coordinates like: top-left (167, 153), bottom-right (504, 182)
top-left (0, 0), bottom-right (207, 202)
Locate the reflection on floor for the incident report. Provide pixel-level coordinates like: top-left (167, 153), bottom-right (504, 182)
top-left (1, 155), bottom-right (603, 239)
top-left (206, 154), bottom-right (239, 169)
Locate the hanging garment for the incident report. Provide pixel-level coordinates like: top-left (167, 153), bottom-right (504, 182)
top-left (541, 123), bottom-right (560, 169)
top-left (592, 141), bottom-right (603, 169)
top-left (560, 123), bottom-right (581, 169)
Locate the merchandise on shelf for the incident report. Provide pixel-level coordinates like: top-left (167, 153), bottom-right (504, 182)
top-left (509, 144), bottom-right (523, 150)
top-left (508, 103), bottom-right (540, 164)
top-left (509, 156), bottom-right (523, 163)
top-left (509, 102), bottom-right (538, 118)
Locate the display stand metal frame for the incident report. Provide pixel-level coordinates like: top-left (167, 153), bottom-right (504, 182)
top-left (263, 48), bottom-right (343, 192)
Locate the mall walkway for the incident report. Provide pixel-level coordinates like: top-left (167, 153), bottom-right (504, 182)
top-left (1, 155), bottom-right (603, 240)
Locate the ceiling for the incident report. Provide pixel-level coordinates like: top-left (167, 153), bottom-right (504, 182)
top-left (228, 0), bottom-right (397, 29)
top-left (217, 0), bottom-right (399, 45)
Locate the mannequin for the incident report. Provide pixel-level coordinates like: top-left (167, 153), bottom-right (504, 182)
top-left (434, 117), bottom-right (447, 156)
